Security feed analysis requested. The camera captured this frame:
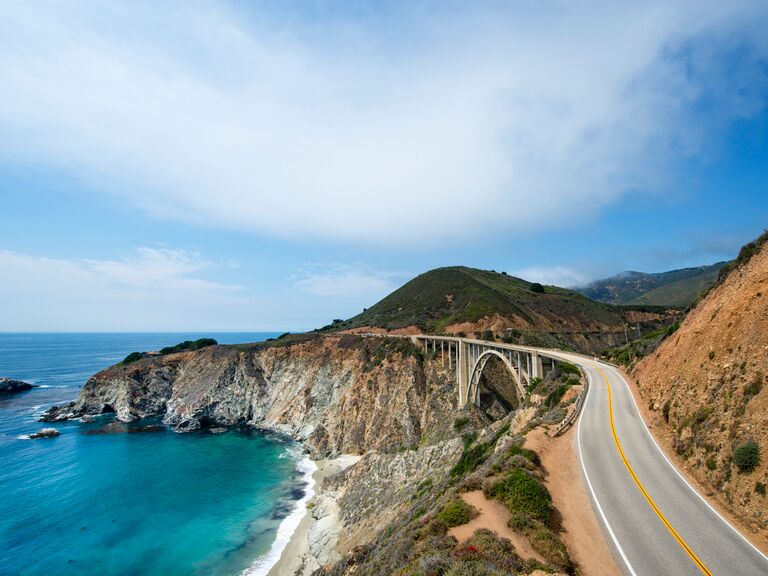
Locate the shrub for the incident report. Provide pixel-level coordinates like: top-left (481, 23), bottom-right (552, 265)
top-left (454, 417), bottom-right (471, 431)
top-left (446, 560), bottom-right (503, 576)
top-left (508, 444), bottom-right (540, 466)
top-left (121, 352), bottom-right (144, 365)
top-left (662, 399), bottom-right (671, 423)
top-left (755, 481), bottom-right (766, 496)
top-left (159, 338), bottom-right (217, 355)
top-left (530, 282), bottom-right (545, 294)
top-left (451, 440), bottom-right (492, 478)
top-left (438, 499), bottom-right (477, 528)
top-left (706, 457), bottom-right (717, 470)
top-left (484, 469), bottom-right (552, 525)
top-left (744, 376), bottom-right (763, 402)
top-left (708, 350), bottom-right (716, 360)
top-left (557, 362), bottom-right (581, 376)
top-left (529, 527), bottom-right (572, 572)
top-left (545, 385), bottom-right (570, 408)
top-left (733, 440), bottom-right (760, 473)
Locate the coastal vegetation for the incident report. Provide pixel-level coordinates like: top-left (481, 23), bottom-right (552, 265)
top-left (122, 338), bottom-right (218, 364)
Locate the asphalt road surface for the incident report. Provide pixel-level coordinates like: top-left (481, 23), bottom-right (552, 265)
top-left (558, 354), bottom-right (768, 576)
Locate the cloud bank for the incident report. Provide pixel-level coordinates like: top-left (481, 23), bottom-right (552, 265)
top-left (1, 1), bottom-right (767, 245)
top-left (0, 247), bottom-right (254, 331)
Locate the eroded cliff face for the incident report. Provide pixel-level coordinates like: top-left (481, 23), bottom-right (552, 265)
top-left (46, 335), bottom-right (457, 456)
top-left (634, 238), bottom-right (768, 535)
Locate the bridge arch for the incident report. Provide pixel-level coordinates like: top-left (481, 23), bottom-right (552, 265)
top-left (466, 349), bottom-right (526, 411)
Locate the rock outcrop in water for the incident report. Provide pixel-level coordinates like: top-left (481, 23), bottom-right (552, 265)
top-left (29, 428), bottom-right (60, 439)
top-left (0, 377), bottom-right (36, 394)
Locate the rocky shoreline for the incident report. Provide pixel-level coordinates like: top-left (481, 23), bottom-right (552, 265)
top-left (38, 333), bottom-right (592, 575)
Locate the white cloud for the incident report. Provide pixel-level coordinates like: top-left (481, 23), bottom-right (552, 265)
top-left (0, 1), bottom-right (766, 245)
top-left (512, 265), bottom-right (592, 288)
top-left (0, 247), bottom-right (256, 330)
top-left (293, 264), bottom-right (399, 299)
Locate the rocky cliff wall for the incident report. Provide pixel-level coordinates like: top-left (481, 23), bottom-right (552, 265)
top-left (44, 335), bottom-right (458, 457)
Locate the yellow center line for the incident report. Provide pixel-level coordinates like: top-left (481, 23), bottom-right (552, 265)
top-left (598, 367), bottom-right (713, 576)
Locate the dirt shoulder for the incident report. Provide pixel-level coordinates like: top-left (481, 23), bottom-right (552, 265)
top-left (449, 490), bottom-right (546, 564)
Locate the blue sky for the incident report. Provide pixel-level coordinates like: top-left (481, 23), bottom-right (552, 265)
top-left (1, 0), bottom-right (767, 331)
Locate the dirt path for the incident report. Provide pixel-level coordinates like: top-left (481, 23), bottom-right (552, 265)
top-left (525, 427), bottom-right (622, 576)
top-left (448, 490), bottom-right (546, 564)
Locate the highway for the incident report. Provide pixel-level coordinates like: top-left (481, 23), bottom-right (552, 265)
top-left (396, 332), bottom-right (768, 573)
top-left (555, 353), bottom-right (768, 576)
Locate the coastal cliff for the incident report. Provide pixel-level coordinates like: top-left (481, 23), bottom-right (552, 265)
top-left (43, 335), bottom-right (457, 456)
top-left (43, 333), bottom-right (590, 575)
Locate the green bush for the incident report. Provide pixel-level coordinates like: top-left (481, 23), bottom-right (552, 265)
top-left (530, 282), bottom-right (545, 294)
top-left (446, 560), bottom-right (504, 576)
top-left (708, 350), bottom-right (716, 360)
top-left (438, 499), bottom-right (477, 528)
top-left (159, 338), bottom-right (217, 355)
top-left (484, 469), bottom-right (552, 525)
top-left (454, 417), bottom-right (471, 431)
top-left (529, 527), bottom-right (572, 572)
top-left (733, 440), bottom-right (760, 473)
top-left (121, 351), bottom-right (144, 365)
top-left (545, 385), bottom-right (570, 408)
top-left (557, 362), bottom-right (581, 376)
top-left (755, 481), bottom-right (766, 495)
top-left (508, 444), bottom-right (540, 466)
top-left (706, 457), bottom-right (717, 470)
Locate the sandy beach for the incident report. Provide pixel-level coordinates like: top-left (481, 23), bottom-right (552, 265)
top-left (266, 454), bottom-right (360, 576)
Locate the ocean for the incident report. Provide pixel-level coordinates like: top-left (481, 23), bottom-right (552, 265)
top-left (0, 333), bottom-right (310, 576)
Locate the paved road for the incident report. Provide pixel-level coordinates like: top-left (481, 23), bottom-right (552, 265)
top-left (553, 353), bottom-right (768, 576)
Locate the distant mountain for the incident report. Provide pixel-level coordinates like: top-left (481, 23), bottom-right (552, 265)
top-left (324, 266), bottom-right (679, 354)
top-left (579, 262), bottom-right (728, 307)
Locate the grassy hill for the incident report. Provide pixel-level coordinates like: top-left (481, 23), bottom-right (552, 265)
top-left (579, 262), bottom-right (727, 307)
top-left (320, 267), bottom-right (677, 355)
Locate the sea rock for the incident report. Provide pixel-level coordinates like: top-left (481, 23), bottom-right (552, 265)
top-left (29, 428), bottom-right (60, 439)
top-left (0, 377), bottom-right (37, 394)
top-left (80, 415), bottom-right (95, 423)
top-left (40, 402), bottom-right (79, 422)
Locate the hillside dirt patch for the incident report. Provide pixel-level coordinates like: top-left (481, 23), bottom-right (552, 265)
top-left (524, 427), bottom-right (622, 576)
top-left (449, 490), bottom-right (546, 564)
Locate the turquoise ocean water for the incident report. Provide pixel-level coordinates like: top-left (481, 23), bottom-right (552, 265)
top-left (0, 333), bottom-right (309, 576)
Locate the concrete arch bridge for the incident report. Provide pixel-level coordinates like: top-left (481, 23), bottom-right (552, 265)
top-left (412, 335), bottom-right (567, 409)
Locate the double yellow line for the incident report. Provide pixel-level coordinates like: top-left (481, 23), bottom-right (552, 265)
top-left (599, 367), bottom-right (713, 576)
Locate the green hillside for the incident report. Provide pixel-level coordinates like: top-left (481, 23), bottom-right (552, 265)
top-left (625, 265), bottom-right (723, 306)
top-left (579, 262), bottom-right (727, 307)
top-left (333, 266), bottom-right (630, 333)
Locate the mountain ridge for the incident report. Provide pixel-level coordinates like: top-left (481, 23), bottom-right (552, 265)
top-left (578, 261), bottom-right (728, 307)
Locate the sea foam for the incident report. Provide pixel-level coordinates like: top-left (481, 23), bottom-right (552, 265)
top-left (242, 451), bottom-right (317, 576)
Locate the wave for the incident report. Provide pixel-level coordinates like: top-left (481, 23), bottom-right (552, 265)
top-left (241, 452), bottom-right (317, 576)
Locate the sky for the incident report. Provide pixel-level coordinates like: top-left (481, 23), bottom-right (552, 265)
top-left (1, 0), bottom-right (767, 331)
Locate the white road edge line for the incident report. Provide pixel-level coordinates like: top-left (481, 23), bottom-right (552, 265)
top-left (577, 367), bottom-right (639, 576)
top-left (604, 364), bottom-right (768, 565)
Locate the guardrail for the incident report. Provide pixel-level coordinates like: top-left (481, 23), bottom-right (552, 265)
top-left (553, 367), bottom-right (589, 437)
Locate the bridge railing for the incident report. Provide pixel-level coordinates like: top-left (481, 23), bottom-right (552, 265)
top-left (553, 366), bottom-right (589, 437)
